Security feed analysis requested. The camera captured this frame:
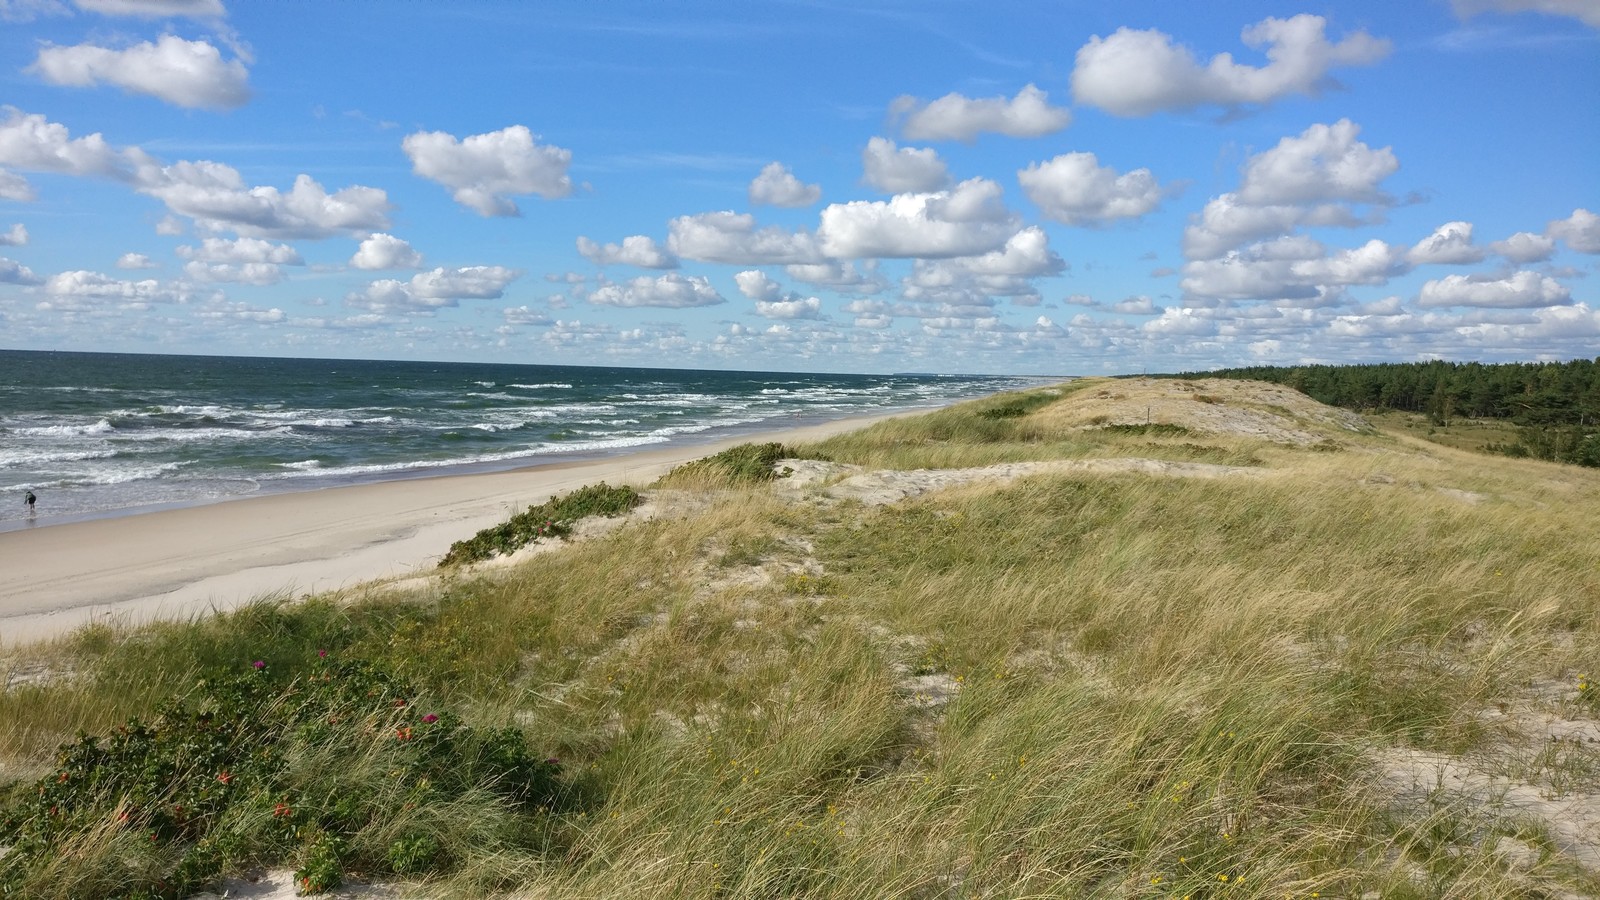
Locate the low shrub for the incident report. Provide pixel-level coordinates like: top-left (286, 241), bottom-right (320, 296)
top-left (0, 656), bottom-right (563, 898)
top-left (1097, 422), bottom-right (1193, 437)
top-left (660, 442), bottom-right (799, 485)
top-left (438, 482), bottom-right (641, 567)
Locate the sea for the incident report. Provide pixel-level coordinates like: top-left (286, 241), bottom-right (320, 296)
top-left (0, 350), bottom-right (1044, 532)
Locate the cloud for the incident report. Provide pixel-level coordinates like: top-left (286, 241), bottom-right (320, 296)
top-left (1182, 120), bottom-right (1397, 259)
top-left (1418, 270), bottom-right (1570, 308)
top-left (734, 270), bottom-right (825, 319)
top-left (587, 273), bottom-right (726, 308)
top-left (902, 226), bottom-right (1065, 306)
top-left (501, 305), bottom-right (552, 326)
top-left (1181, 236), bottom-right (1409, 301)
top-left (0, 169), bottom-right (32, 200)
top-left (576, 234), bottom-right (679, 268)
top-left (891, 84), bottom-right (1070, 142)
top-left (1452, 0), bottom-right (1600, 28)
top-left (0, 256), bottom-right (41, 284)
top-left (1488, 231), bottom-right (1555, 263)
top-left (2, 110), bottom-right (388, 237)
top-left (666, 211), bottom-right (821, 265)
top-left (347, 266), bottom-right (521, 314)
top-left (29, 36), bottom-right (249, 109)
top-left (409, 266), bottom-right (520, 299)
top-left (785, 260), bottom-right (888, 295)
top-left (1548, 208), bottom-right (1600, 253)
top-left (72, 0), bottom-right (225, 17)
top-left (350, 232), bottom-right (423, 270)
top-left (1406, 221), bottom-right (1486, 265)
top-left (817, 178), bottom-right (1021, 259)
top-left (0, 223), bottom-right (25, 245)
top-left (176, 236), bottom-right (302, 264)
top-left (1142, 308), bottom-right (1218, 335)
top-left (1236, 119), bottom-right (1397, 206)
top-left (116, 252), bottom-right (157, 269)
top-left (402, 125), bottom-right (572, 216)
top-left (182, 261), bottom-right (285, 285)
top-left (861, 137), bottom-right (950, 193)
top-left (2, 1), bottom-right (72, 23)
top-left (1112, 295), bottom-right (1161, 315)
top-left (734, 269), bottom-right (783, 302)
top-left (1071, 14), bottom-right (1391, 116)
top-left (756, 296), bottom-right (823, 319)
top-left (0, 107), bottom-right (138, 184)
top-left (748, 162), bottom-right (821, 207)
top-left (43, 269), bottom-right (200, 303)
top-left (1018, 151), bottom-right (1164, 224)
top-left (136, 162), bottom-right (390, 239)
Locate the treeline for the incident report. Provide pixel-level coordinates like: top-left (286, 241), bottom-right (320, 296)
top-left (1172, 359), bottom-right (1600, 467)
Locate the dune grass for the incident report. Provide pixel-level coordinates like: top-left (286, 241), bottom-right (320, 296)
top-left (2, 380), bottom-right (1599, 897)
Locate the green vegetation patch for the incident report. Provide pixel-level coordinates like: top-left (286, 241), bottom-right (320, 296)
top-left (658, 441), bottom-right (804, 486)
top-left (976, 390), bottom-right (1060, 420)
top-left (1095, 422), bottom-right (1193, 437)
top-left (0, 656), bottom-right (563, 898)
top-left (439, 481), bottom-right (641, 567)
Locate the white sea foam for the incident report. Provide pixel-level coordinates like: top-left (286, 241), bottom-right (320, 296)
top-left (9, 419), bottom-right (115, 437)
top-left (508, 383), bottom-right (572, 390)
top-left (277, 459), bottom-right (323, 470)
top-left (0, 447), bottom-right (118, 467)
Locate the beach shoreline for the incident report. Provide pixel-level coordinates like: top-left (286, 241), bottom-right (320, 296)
top-left (0, 410), bottom-right (905, 648)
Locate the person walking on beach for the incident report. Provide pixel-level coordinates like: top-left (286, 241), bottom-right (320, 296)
top-left (24, 490), bottom-right (36, 515)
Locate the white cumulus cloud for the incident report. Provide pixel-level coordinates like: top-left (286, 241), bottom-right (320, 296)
top-left (177, 236), bottom-right (302, 264)
top-left (182, 260), bottom-right (286, 285)
top-left (576, 235), bottom-right (678, 269)
top-left (0, 256), bottom-right (40, 284)
top-left (0, 223), bottom-right (25, 245)
top-left (1018, 152), bottom-right (1164, 224)
top-left (1489, 231), bottom-right (1555, 263)
top-left (403, 125), bottom-right (572, 216)
top-left (587, 273), bottom-right (726, 308)
top-left (1548, 208), bottom-right (1600, 253)
top-left (748, 162), bottom-right (821, 207)
top-left (734, 269), bottom-right (783, 302)
top-left (347, 266), bottom-right (521, 314)
top-left (1071, 14), bottom-right (1391, 116)
top-left (756, 296), bottom-right (823, 319)
top-left (817, 178), bottom-right (1021, 259)
top-left (861, 137), bottom-right (950, 194)
top-left (30, 36), bottom-right (249, 109)
top-left (1418, 270), bottom-right (1571, 308)
top-left (1182, 120), bottom-right (1397, 259)
top-left (116, 252), bottom-right (157, 269)
top-left (1406, 221), bottom-right (1486, 265)
top-left (350, 233), bottom-right (423, 270)
top-left (138, 165), bottom-right (390, 239)
top-left (892, 84), bottom-right (1070, 142)
top-left (666, 211), bottom-right (821, 265)
top-left (1236, 119), bottom-right (1397, 206)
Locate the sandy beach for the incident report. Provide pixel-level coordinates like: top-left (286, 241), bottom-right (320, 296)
top-left (0, 414), bottom-right (894, 647)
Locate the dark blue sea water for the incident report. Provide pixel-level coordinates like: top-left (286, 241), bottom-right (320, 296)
top-left (0, 350), bottom-right (1039, 531)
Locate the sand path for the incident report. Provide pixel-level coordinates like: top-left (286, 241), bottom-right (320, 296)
top-left (0, 415), bottom-right (892, 646)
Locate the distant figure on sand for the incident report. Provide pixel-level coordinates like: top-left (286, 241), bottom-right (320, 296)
top-left (24, 490), bottom-right (35, 514)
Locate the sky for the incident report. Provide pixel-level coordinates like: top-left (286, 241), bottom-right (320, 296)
top-left (0, 0), bottom-right (1596, 375)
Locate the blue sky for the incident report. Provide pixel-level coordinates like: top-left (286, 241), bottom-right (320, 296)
top-left (0, 0), bottom-right (1595, 375)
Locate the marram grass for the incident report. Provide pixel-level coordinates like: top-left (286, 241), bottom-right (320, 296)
top-left (2, 379), bottom-right (1599, 898)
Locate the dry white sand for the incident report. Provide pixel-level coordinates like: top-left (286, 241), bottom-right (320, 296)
top-left (0, 414), bottom-right (896, 647)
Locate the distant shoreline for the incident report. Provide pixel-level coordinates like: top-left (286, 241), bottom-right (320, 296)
top-left (0, 407), bottom-right (926, 646)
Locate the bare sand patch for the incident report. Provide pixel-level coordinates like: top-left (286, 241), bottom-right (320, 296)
top-left (1033, 376), bottom-right (1370, 445)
